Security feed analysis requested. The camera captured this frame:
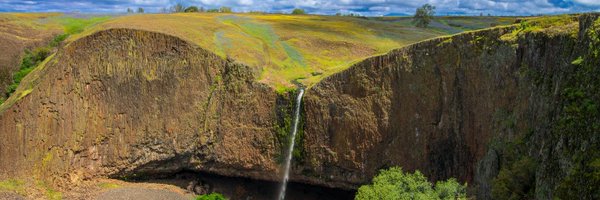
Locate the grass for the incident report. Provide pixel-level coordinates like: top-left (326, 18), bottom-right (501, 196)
top-left (0, 13), bottom-right (62, 32)
top-left (0, 179), bottom-right (65, 199)
top-left (0, 13), bottom-right (111, 39)
top-left (67, 13), bottom-right (514, 90)
top-left (98, 182), bottom-right (121, 189)
top-left (500, 15), bottom-right (579, 42)
top-left (6, 48), bottom-right (47, 95)
top-left (0, 53), bottom-right (55, 113)
top-left (432, 16), bottom-right (515, 33)
top-left (36, 181), bottom-right (62, 200)
top-left (45, 188), bottom-right (62, 200)
top-left (1, 13), bottom-right (112, 110)
top-left (0, 179), bottom-right (25, 194)
top-left (56, 16), bottom-right (112, 35)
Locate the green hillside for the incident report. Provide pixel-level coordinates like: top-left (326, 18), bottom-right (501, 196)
top-left (1, 13), bottom-right (515, 92)
top-left (69, 13), bottom-right (515, 91)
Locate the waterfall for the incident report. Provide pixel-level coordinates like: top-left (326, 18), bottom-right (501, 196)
top-left (277, 88), bottom-right (305, 200)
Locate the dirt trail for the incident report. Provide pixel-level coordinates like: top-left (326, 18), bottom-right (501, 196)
top-left (95, 187), bottom-right (191, 200)
top-left (0, 192), bottom-right (25, 200)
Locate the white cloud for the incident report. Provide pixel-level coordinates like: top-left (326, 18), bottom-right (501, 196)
top-left (574, 0), bottom-right (600, 6)
top-left (238, 0), bottom-right (253, 6)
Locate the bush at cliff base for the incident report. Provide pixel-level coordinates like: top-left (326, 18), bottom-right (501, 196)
top-left (196, 192), bottom-right (226, 200)
top-left (355, 167), bottom-right (466, 200)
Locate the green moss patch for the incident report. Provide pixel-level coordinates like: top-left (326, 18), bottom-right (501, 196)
top-left (98, 182), bottom-right (121, 189)
top-left (274, 89), bottom-right (305, 163)
top-left (500, 15), bottom-right (578, 42)
top-left (0, 179), bottom-right (25, 194)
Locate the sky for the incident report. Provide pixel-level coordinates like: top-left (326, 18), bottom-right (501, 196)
top-left (0, 0), bottom-right (599, 16)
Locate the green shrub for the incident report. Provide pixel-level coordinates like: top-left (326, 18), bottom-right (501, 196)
top-left (291, 8), bottom-right (306, 15)
top-left (49, 34), bottom-right (69, 47)
top-left (4, 31), bottom-right (69, 98)
top-left (196, 192), bottom-right (226, 200)
top-left (5, 45), bottom-right (52, 96)
top-left (491, 157), bottom-right (536, 200)
top-left (32, 47), bottom-right (51, 61)
top-left (355, 167), bottom-right (466, 200)
top-left (185, 6), bottom-right (199, 13)
top-left (435, 178), bottom-right (467, 199)
top-left (555, 158), bottom-right (600, 199)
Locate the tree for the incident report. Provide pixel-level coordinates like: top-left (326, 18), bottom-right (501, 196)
top-left (291, 8), bottom-right (306, 15)
top-left (172, 3), bottom-right (185, 13)
top-left (127, 7), bottom-right (133, 13)
top-left (160, 7), bottom-right (168, 13)
top-left (356, 167), bottom-right (466, 200)
top-left (219, 6), bottom-right (232, 13)
top-left (137, 7), bottom-right (144, 13)
top-left (184, 6), bottom-right (199, 13)
top-left (413, 4), bottom-right (436, 28)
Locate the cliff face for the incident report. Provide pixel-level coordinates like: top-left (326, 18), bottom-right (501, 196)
top-left (301, 14), bottom-right (596, 197)
top-left (0, 29), bottom-right (283, 184)
top-left (301, 27), bottom-right (523, 187)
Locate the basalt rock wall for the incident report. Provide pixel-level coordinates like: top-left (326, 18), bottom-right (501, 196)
top-left (0, 28), bottom-right (283, 184)
top-left (301, 14), bottom-right (594, 196)
top-left (302, 27), bottom-right (521, 187)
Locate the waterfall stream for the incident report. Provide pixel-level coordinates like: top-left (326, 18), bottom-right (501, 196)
top-left (277, 88), bottom-right (305, 200)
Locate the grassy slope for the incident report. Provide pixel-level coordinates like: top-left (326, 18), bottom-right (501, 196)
top-left (70, 13), bottom-right (515, 91)
top-left (0, 13), bottom-right (112, 108)
top-left (0, 13), bottom-right (62, 104)
top-left (0, 13), bottom-right (62, 33)
top-left (0, 13), bottom-right (111, 39)
top-left (0, 12), bottom-right (516, 111)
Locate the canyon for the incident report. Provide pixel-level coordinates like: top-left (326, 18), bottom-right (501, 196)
top-left (0, 13), bottom-right (598, 199)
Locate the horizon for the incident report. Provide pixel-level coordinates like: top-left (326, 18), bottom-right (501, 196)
top-left (0, 0), bottom-right (599, 16)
